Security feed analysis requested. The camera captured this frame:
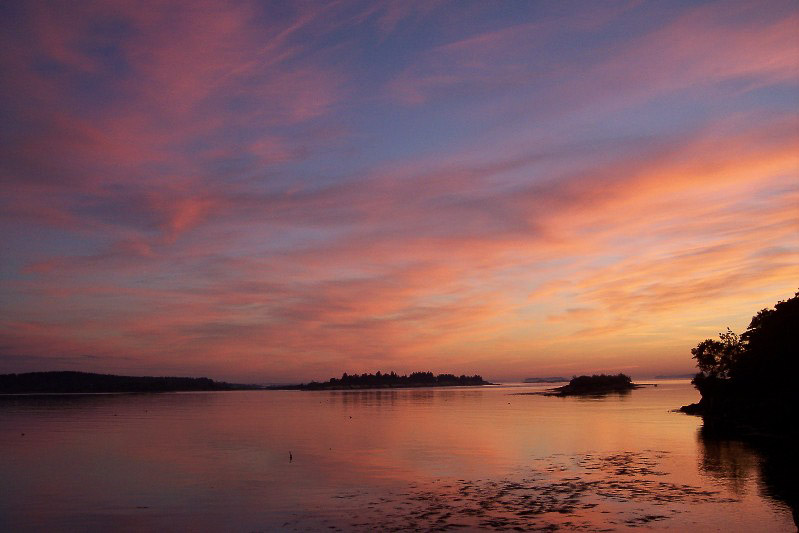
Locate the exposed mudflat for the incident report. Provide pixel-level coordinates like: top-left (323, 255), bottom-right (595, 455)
top-left (282, 451), bottom-right (738, 531)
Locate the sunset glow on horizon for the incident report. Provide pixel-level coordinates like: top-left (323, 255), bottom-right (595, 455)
top-left (1, 0), bottom-right (797, 382)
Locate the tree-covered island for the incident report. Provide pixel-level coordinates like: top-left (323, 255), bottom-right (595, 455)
top-left (539, 373), bottom-right (639, 396)
top-left (279, 371), bottom-right (491, 391)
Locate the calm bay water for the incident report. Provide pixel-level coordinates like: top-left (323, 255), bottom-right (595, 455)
top-left (0, 380), bottom-right (794, 531)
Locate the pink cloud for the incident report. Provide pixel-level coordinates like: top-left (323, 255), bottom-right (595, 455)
top-left (1, 0), bottom-right (346, 246)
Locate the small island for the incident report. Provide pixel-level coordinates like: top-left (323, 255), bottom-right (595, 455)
top-left (278, 371), bottom-right (491, 391)
top-left (0, 371), bottom-right (261, 394)
top-left (533, 373), bottom-right (639, 396)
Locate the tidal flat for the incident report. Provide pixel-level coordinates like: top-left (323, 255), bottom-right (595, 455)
top-left (285, 450), bottom-right (742, 531)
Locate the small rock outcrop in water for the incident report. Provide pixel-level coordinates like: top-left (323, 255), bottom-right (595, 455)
top-left (0, 371), bottom-right (260, 394)
top-left (539, 373), bottom-right (638, 396)
top-left (523, 376), bottom-right (568, 383)
top-left (277, 371), bottom-right (491, 390)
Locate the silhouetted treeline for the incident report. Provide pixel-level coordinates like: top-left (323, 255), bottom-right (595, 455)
top-left (285, 371), bottom-right (490, 390)
top-left (546, 373), bottom-right (636, 396)
top-left (0, 371), bottom-right (260, 394)
top-left (680, 291), bottom-right (799, 435)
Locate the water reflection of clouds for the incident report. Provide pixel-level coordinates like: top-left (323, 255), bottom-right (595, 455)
top-left (322, 388), bottom-right (485, 407)
top-left (2, 386), bottom-right (794, 530)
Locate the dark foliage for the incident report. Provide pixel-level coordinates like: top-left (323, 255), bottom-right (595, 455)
top-left (0, 371), bottom-right (257, 394)
top-left (295, 371), bottom-right (489, 390)
top-left (568, 373), bottom-right (631, 389)
top-left (690, 328), bottom-right (744, 379)
top-left (682, 291), bottom-right (799, 434)
top-left (547, 373), bottom-right (636, 396)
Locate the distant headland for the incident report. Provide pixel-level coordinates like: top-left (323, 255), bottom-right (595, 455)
top-left (0, 371), bottom-right (261, 394)
top-left (523, 376), bottom-right (568, 383)
top-left (275, 371), bottom-right (491, 391)
top-left (654, 373), bottom-right (695, 380)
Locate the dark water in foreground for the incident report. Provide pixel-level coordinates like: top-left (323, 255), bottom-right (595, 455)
top-left (0, 381), bottom-right (794, 531)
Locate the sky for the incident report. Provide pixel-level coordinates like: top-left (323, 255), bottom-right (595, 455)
top-left (1, 0), bottom-right (797, 383)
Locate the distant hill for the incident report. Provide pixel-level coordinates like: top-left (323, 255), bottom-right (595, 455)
top-left (275, 371), bottom-right (491, 390)
top-left (654, 373), bottom-right (695, 379)
top-left (0, 371), bottom-right (261, 394)
top-left (524, 377), bottom-right (568, 383)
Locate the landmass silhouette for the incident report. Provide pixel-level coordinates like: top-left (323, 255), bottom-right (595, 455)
top-left (0, 371), bottom-right (260, 394)
top-left (514, 373), bottom-right (639, 397)
top-left (523, 376), bottom-right (568, 383)
top-left (276, 371), bottom-right (491, 390)
top-left (679, 290), bottom-right (798, 434)
top-left (542, 373), bottom-right (638, 396)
